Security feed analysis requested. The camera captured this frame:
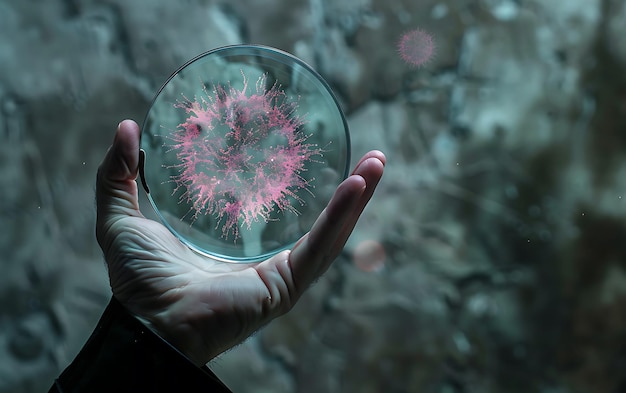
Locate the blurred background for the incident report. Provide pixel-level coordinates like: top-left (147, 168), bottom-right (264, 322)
top-left (1, 0), bottom-right (626, 392)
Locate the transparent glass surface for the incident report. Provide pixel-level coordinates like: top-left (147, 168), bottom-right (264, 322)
top-left (140, 45), bottom-right (350, 263)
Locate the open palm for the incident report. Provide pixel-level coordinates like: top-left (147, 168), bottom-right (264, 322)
top-left (95, 120), bottom-right (385, 366)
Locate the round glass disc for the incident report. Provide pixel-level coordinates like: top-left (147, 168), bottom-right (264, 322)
top-left (140, 45), bottom-right (350, 263)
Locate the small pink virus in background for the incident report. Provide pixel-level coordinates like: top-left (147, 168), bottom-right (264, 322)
top-left (169, 72), bottom-right (322, 240)
top-left (397, 29), bottom-right (436, 67)
top-left (352, 239), bottom-right (386, 272)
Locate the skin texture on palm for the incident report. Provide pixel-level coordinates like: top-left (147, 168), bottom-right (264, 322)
top-left (95, 120), bottom-right (385, 366)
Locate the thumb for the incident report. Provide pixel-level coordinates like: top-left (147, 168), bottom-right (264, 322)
top-left (96, 120), bottom-right (142, 244)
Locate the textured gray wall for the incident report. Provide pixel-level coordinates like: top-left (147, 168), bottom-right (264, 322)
top-left (1, 0), bottom-right (626, 392)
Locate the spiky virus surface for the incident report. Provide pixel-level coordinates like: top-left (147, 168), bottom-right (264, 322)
top-left (397, 29), bottom-right (435, 67)
top-left (169, 72), bottom-right (321, 240)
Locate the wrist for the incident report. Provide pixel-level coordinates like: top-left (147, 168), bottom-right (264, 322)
top-left (133, 313), bottom-right (210, 366)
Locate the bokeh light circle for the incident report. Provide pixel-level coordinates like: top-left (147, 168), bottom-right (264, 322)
top-left (140, 45), bottom-right (350, 263)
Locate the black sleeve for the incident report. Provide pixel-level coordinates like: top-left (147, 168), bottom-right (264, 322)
top-left (49, 297), bottom-right (232, 393)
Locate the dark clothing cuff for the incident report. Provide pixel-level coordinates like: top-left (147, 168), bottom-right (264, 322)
top-left (49, 297), bottom-right (232, 393)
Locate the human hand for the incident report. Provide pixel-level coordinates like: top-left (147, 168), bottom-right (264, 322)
top-left (95, 120), bottom-right (385, 366)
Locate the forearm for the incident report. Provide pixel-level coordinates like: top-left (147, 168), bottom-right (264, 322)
top-left (50, 297), bottom-right (231, 393)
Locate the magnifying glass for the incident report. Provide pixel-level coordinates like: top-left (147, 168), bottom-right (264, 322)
top-left (139, 45), bottom-right (350, 263)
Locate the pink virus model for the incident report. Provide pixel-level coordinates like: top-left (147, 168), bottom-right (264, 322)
top-left (169, 72), bottom-right (321, 240)
top-left (397, 29), bottom-right (436, 67)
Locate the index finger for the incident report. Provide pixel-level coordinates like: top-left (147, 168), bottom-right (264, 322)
top-left (288, 174), bottom-right (366, 291)
top-left (288, 152), bottom-right (385, 291)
